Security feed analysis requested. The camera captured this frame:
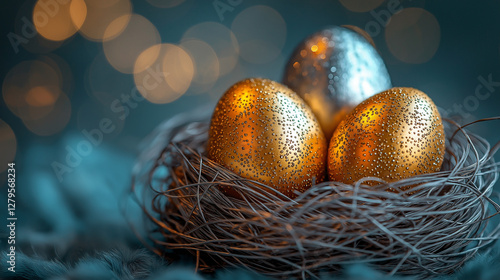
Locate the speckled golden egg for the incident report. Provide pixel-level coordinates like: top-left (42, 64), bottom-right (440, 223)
top-left (283, 26), bottom-right (392, 139)
top-left (328, 87), bottom-right (445, 188)
top-left (207, 78), bottom-right (327, 198)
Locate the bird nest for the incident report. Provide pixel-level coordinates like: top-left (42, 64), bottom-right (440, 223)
top-left (131, 115), bottom-right (500, 279)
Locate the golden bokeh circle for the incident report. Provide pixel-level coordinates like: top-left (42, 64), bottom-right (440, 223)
top-left (78, 0), bottom-right (132, 41)
top-left (103, 14), bottom-right (161, 74)
top-left (162, 44), bottom-right (195, 97)
top-left (385, 8), bottom-right (441, 64)
top-left (33, 0), bottom-right (87, 41)
top-left (134, 44), bottom-right (194, 104)
top-left (182, 22), bottom-right (239, 76)
top-left (2, 60), bottom-right (62, 121)
top-left (25, 86), bottom-right (59, 107)
top-left (180, 39), bottom-right (220, 94)
top-left (13, 0), bottom-right (63, 53)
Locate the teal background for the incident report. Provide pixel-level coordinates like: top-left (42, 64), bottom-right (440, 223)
top-left (1, 1), bottom-right (500, 279)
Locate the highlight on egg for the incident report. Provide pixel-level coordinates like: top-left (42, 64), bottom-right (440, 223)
top-left (207, 78), bottom-right (327, 198)
top-left (283, 26), bottom-right (392, 139)
top-left (327, 87), bottom-right (445, 189)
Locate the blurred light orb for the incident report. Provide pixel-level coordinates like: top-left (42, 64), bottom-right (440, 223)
top-left (26, 86), bottom-right (59, 107)
top-left (23, 93), bottom-right (72, 136)
top-left (385, 8), bottom-right (440, 64)
top-left (146, 0), bottom-right (185, 8)
top-left (79, 0), bottom-right (132, 41)
top-left (70, 0), bottom-right (87, 28)
top-left (182, 22), bottom-right (239, 76)
top-left (5, 85), bottom-right (58, 122)
top-left (339, 0), bottom-right (385, 13)
top-left (134, 44), bottom-right (194, 104)
top-left (231, 5), bottom-right (286, 64)
top-left (0, 120), bottom-right (17, 173)
top-left (13, 0), bottom-right (63, 53)
top-left (103, 14), bottom-right (161, 74)
top-left (162, 45), bottom-right (195, 95)
top-left (180, 39), bottom-right (220, 94)
top-left (2, 60), bottom-right (62, 121)
top-left (33, 0), bottom-right (87, 41)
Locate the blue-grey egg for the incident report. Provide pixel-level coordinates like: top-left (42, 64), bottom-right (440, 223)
top-left (283, 26), bottom-right (392, 138)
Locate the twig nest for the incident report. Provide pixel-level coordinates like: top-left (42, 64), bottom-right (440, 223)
top-left (132, 116), bottom-right (500, 279)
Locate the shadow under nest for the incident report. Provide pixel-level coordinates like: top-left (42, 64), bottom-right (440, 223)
top-left (131, 117), bottom-right (500, 280)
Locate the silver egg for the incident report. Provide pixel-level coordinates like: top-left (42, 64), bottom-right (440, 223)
top-left (283, 26), bottom-right (392, 138)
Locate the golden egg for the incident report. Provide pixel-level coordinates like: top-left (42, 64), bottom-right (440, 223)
top-left (207, 78), bottom-right (327, 198)
top-left (283, 26), bottom-right (392, 139)
top-left (328, 87), bottom-right (445, 189)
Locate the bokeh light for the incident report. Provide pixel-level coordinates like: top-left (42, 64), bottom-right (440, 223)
top-left (103, 14), bottom-right (161, 74)
top-left (3, 58), bottom-right (73, 136)
top-left (134, 44), bottom-right (194, 104)
top-left (180, 39), bottom-right (220, 94)
top-left (25, 86), bottom-right (59, 107)
top-left (146, 0), bottom-right (185, 8)
top-left (162, 45), bottom-right (195, 97)
top-left (22, 93), bottom-right (72, 136)
top-left (385, 8), bottom-right (441, 64)
top-left (0, 120), bottom-right (17, 173)
top-left (33, 0), bottom-right (87, 41)
top-left (3, 60), bottom-right (61, 121)
top-left (338, 0), bottom-right (385, 13)
top-left (78, 0), bottom-right (132, 41)
top-left (13, 1), bottom-right (63, 53)
top-left (231, 5), bottom-right (286, 64)
top-left (182, 22), bottom-right (239, 76)
top-left (342, 25), bottom-right (376, 48)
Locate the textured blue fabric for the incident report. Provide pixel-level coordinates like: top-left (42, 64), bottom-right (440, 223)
top-left (1, 132), bottom-right (499, 280)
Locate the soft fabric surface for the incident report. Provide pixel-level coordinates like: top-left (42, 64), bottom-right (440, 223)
top-left (1, 131), bottom-right (499, 280)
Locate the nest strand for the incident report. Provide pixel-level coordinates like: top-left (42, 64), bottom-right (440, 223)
top-left (131, 117), bottom-right (500, 279)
